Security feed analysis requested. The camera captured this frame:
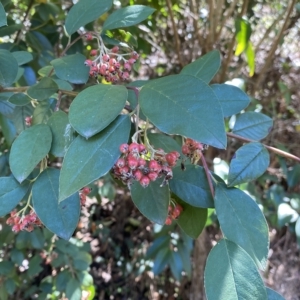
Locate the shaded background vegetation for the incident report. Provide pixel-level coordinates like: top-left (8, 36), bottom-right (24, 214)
top-left (0, 0), bottom-right (300, 299)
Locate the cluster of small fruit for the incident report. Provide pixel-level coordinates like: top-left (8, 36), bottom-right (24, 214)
top-left (6, 209), bottom-right (42, 232)
top-left (84, 32), bottom-right (139, 83)
top-left (79, 187), bottom-right (91, 206)
top-left (182, 138), bottom-right (205, 164)
top-left (165, 203), bottom-right (183, 225)
top-left (112, 143), bottom-right (180, 188)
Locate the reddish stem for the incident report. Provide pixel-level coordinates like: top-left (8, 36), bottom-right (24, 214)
top-left (200, 154), bottom-right (215, 198)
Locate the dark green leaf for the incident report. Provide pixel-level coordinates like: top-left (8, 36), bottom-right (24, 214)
top-left (69, 84), bottom-right (127, 138)
top-left (204, 239), bottom-right (267, 300)
top-left (180, 50), bottom-right (221, 83)
top-left (51, 54), bottom-right (89, 84)
top-left (266, 288), bottom-right (285, 300)
top-left (146, 236), bottom-right (170, 258)
top-left (153, 247), bottom-right (171, 275)
top-left (287, 164), bottom-right (300, 188)
top-left (8, 93), bottom-right (31, 106)
top-left (211, 84), bottom-right (250, 117)
top-left (65, 0), bottom-right (113, 35)
top-left (52, 79), bottom-right (73, 91)
top-left (232, 112), bottom-right (273, 140)
top-left (0, 177), bottom-right (29, 217)
top-left (59, 115), bottom-right (130, 201)
top-left (0, 92), bottom-right (14, 102)
top-left (73, 251), bottom-right (92, 271)
top-left (56, 270), bottom-right (73, 292)
top-left (228, 142), bottom-right (270, 186)
top-left (27, 256), bottom-right (43, 277)
top-left (215, 184), bottom-right (269, 270)
top-left (0, 3), bottom-right (7, 27)
top-left (4, 278), bottom-right (16, 295)
top-left (139, 74), bottom-right (226, 149)
top-left (9, 124), bottom-right (52, 183)
top-left (0, 24), bottom-right (22, 37)
top-left (0, 49), bottom-right (18, 87)
top-left (169, 165), bottom-right (214, 208)
top-left (12, 51), bottom-right (33, 65)
top-left (8, 104), bottom-right (33, 134)
top-left (32, 168), bottom-right (80, 240)
top-left (27, 77), bottom-right (58, 101)
top-left (32, 100), bottom-right (53, 125)
top-left (11, 249), bottom-right (24, 265)
top-left (0, 114), bottom-right (16, 146)
top-left (130, 178), bottom-right (170, 225)
top-left (0, 261), bottom-right (14, 275)
top-left (38, 66), bottom-right (53, 77)
top-left (102, 5), bottom-right (155, 31)
top-left (66, 278), bottom-right (81, 300)
top-left (170, 251), bottom-right (183, 280)
top-left (47, 111), bottom-right (74, 157)
top-left (176, 200), bottom-right (207, 239)
top-left (147, 132), bottom-right (182, 154)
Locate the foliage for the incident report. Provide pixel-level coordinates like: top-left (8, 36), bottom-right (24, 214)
top-left (0, 0), bottom-right (298, 299)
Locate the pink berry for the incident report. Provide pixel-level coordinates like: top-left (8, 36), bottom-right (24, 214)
top-left (182, 145), bottom-right (190, 155)
top-left (128, 58), bottom-right (136, 65)
top-left (102, 54), bottom-right (110, 62)
top-left (116, 158), bottom-right (126, 168)
top-left (165, 216), bottom-right (172, 225)
top-left (148, 172), bottom-right (158, 182)
top-left (128, 143), bottom-right (139, 153)
top-left (127, 157), bottom-right (138, 170)
top-left (85, 32), bottom-right (93, 40)
top-left (84, 59), bottom-right (93, 66)
top-left (138, 158), bottom-right (147, 167)
top-left (138, 144), bottom-right (147, 154)
top-left (139, 176), bottom-right (150, 188)
top-left (90, 49), bottom-right (98, 56)
top-left (124, 63), bottom-right (131, 71)
top-left (111, 46), bottom-right (119, 53)
top-left (119, 166), bottom-right (129, 175)
top-left (133, 169), bottom-right (143, 181)
top-left (109, 58), bottom-right (117, 66)
top-left (119, 143), bottom-right (129, 153)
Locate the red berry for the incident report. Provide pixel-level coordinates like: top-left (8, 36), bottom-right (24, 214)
top-left (194, 142), bottom-right (203, 151)
top-left (138, 144), bottom-right (147, 154)
top-left (84, 59), bottom-right (93, 66)
top-left (148, 172), bottom-right (158, 182)
top-left (116, 158), bottom-right (126, 168)
top-left (82, 187), bottom-right (90, 195)
top-left (90, 49), bottom-right (98, 56)
top-left (111, 46), bottom-right (119, 53)
top-left (122, 71), bottom-right (130, 80)
top-left (127, 156), bottom-right (138, 169)
top-left (133, 169), bottom-right (143, 181)
top-left (165, 153), bottom-right (177, 167)
top-left (182, 145), bottom-right (190, 155)
top-left (109, 58), bottom-right (117, 66)
top-left (128, 143), bottom-right (139, 153)
top-left (124, 62), bottom-right (131, 71)
top-left (139, 176), bottom-right (150, 188)
top-left (119, 143), bottom-right (129, 153)
top-left (85, 32), bottom-right (93, 40)
top-left (148, 160), bottom-right (159, 172)
top-left (165, 216), bottom-right (172, 225)
top-left (119, 166), bottom-right (129, 175)
top-left (114, 62), bottom-right (120, 69)
top-left (102, 54), bottom-right (110, 62)
top-left (138, 158), bottom-right (147, 167)
top-left (25, 116), bottom-right (32, 126)
top-left (131, 51), bottom-right (139, 59)
top-left (128, 58), bottom-right (136, 65)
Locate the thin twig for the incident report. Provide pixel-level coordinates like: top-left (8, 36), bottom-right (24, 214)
top-left (227, 132), bottom-right (300, 163)
top-left (200, 154), bottom-right (215, 198)
top-left (256, 0), bottom-right (296, 86)
top-left (166, 0), bottom-right (184, 67)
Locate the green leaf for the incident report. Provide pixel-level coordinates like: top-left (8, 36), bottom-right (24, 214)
top-left (153, 247), bottom-right (172, 275)
top-left (69, 84), bottom-right (127, 138)
top-left (170, 250), bottom-right (183, 280)
top-left (235, 18), bottom-right (252, 56)
top-left (38, 66), bottom-right (53, 77)
top-left (8, 93), bottom-right (31, 106)
top-left (4, 278), bottom-right (16, 295)
top-left (102, 5), bottom-right (155, 31)
top-left (47, 111), bottom-right (74, 157)
top-left (0, 50), bottom-right (18, 87)
top-left (32, 168), bottom-right (80, 240)
top-left (52, 79), bottom-right (73, 91)
top-left (287, 164), bottom-right (300, 188)
top-left (56, 270), bottom-right (73, 292)
top-left (32, 100), bottom-right (53, 125)
top-left (211, 84), bottom-right (250, 117)
top-left (0, 114), bottom-right (17, 146)
top-left (266, 288), bottom-right (285, 300)
top-left (0, 3), bottom-right (7, 27)
top-left (51, 54), bottom-right (89, 84)
top-left (232, 112), bottom-right (273, 140)
top-left (204, 239), bottom-right (267, 300)
top-left (59, 115), bottom-right (130, 201)
top-left (9, 124), bottom-right (52, 183)
top-left (0, 24), bottom-right (22, 37)
top-left (65, 0), bottom-right (113, 36)
top-left (9, 104), bottom-right (34, 134)
top-left (147, 132), bottom-right (182, 154)
top-left (215, 184), bottom-right (269, 270)
top-left (176, 200), bottom-right (208, 239)
top-left (130, 178), bottom-right (169, 225)
top-left (12, 51), bottom-right (33, 66)
top-left (246, 42), bottom-right (255, 77)
top-left (0, 261), bottom-right (14, 275)
top-left (169, 165), bottom-right (214, 208)
top-left (228, 142), bottom-right (270, 186)
top-left (0, 177), bottom-right (29, 217)
top-left (180, 50), bottom-right (221, 83)
top-left (27, 77), bottom-right (58, 101)
top-left (139, 74), bottom-right (226, 149)
top-left (65, 278), bottom-right (81, 300)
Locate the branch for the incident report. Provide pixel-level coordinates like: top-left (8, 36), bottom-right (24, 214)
top-left (227, 132), bottom-right (300, 163)
top-left (200, 154), bottom-right (215, 198)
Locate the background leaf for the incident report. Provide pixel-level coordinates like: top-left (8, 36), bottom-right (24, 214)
top-left (11, 51), bottom-right (33, 66)
top-left (32, 100), bottom-right (53, 125)
top-left (266, 288), bottom-right (285, 300)
top-left (47, 111), bottom-right (74, 157)
top-left (147, 132), bottom-right (182, 154)
top-left (215, 183), bottom-right (269, 270)
top-left (8, 104), bottom-right (34, 134)
top-left (139, 74), bottom-right (226, 149)
top-left (8, 93), bottom-right (31, 106)
top-left (130, 178), bottom-right (169, 225)
top-left (65, 0), bottom-right (113, 35)
top-left (204, 239), bottom-right (267, 300)
top-left (69, 84), bottom-right (127, 138)
top-left (0, 2), bottom-right (7, 27)
top-left (232, 112), bottom-right (273, 140)
top-left (228, 142), bottom-right (270, 186)
top-left (59, 115), bottom-right (130, 201)
top-left (0, 177), bottom-right (29, 217)
top-left (102, 5), bottom-right (155, 31)
top-left (9, 124), bottom-right (52, 183)
top-left (27, 77), bottom-right (58, 101)
top-left (51, 54), bottom-right (89, 84)
top-left (169, 165), bottom-right (214, 208)
top-left (0, 50), bottom-right (18, 87)
top-left (32, 168), bottom-right (80, 240)
top-left (180, 50), bottom-right (221, 83)
top-left (211, 84), bottom-right (250, 117)
top-left (235, 18), bottom-right (252, 56)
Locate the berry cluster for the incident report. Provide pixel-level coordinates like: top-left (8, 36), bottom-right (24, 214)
top-left (182, 138), bottom-right (205, 164)
top-left (79, 187), bottom-right (91, 206)
top-left (6, 210), bottom-right (42, 232)
top-left (112, 143), bottom-right (180, 188)
top-left (84, 32), bottom-right (139, 83)
top-left (165, 203), bottom-right (183, 225)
